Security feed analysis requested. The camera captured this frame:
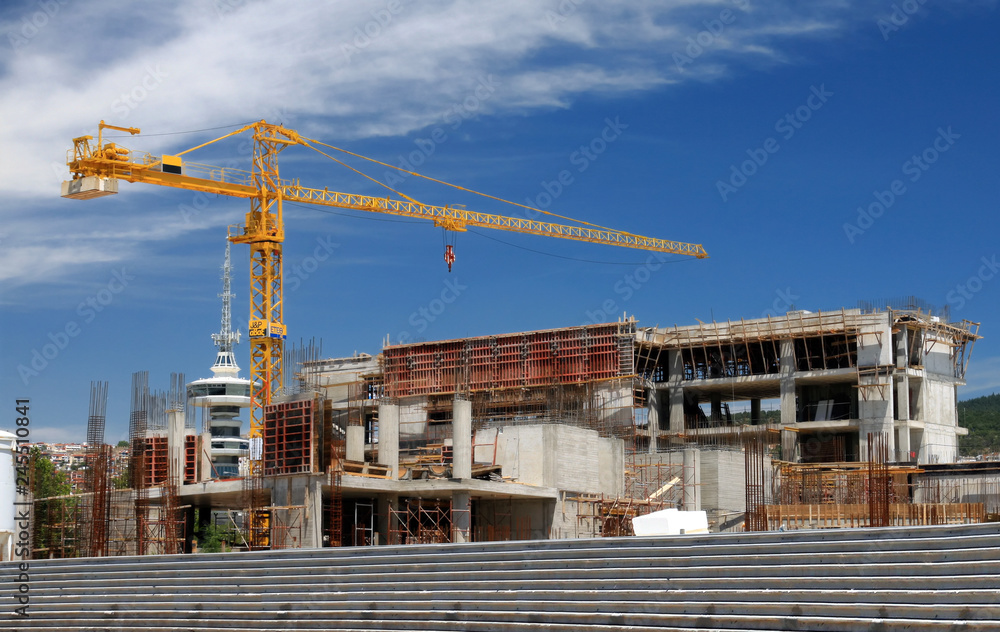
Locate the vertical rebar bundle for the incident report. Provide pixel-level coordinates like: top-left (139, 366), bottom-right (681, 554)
top-left (868, 432), bottom-right (891, 527)
top-left (129, 371), bottom-right (150, 556)
top-left (82, 381), bottom-right (110, 557)
top-left (283, 337), bottom-right (323, 396)
top-left (744, 431), bottom-right (768, 531)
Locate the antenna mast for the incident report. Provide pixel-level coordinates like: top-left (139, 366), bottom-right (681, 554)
top-left (210, 238), bottom-right (241, 375)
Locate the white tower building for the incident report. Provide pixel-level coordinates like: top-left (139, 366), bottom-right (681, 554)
top-left (187, 240), bottom-right (251, 478)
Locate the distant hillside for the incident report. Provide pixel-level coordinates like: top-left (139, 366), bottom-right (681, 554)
top-left (958, 393), bottom-right (1000, 456)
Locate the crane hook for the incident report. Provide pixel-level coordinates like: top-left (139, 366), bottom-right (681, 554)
top-left (444, 244), bottom-right (455, 272)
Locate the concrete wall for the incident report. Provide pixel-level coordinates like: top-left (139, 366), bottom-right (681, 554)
top-left (266, 473), bottom-right (324, 549)
top-left (700, 450), bottom-right (747, 515)
top-left (483, 424), bottom-right (622, 496)
top-left (398, 401), bottom-right (428, 441)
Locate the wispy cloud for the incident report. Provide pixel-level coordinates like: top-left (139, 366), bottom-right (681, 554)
top-left (0, 0), bottom-right (983, 290)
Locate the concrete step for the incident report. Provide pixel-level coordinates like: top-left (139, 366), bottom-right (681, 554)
top-left (20, 588), bottom-right (1000, 608)
top-left (7, 571), bottom-right (999, 602)
top-left (23, 528), bottom-right (1000, 577)
top-left (9, 557), bottom-right (999, 597)
top-left (20, 598), bottom-right (1000, 622)
top-left (6, 522), bottom-right (998, 631)
top-left (28, 540), bottom-right (1000, 581)
top-left (16, 612), bottom-right (1000, 632)
top-left (20, 522), bottom-right (1000, 576)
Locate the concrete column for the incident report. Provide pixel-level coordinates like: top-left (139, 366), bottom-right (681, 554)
top-left (669, 388), bottom-right (684, 434)
top-left (667, 349), bottom-right (684, 383)
top-left (896, 375), bottom-right (910, 421)
top-left (346, 426), bottom-right (365, 462)
top-left (780, 379), bottom-right (796, 425)
top-left (895, 327), bottom-right (908, 368)
top-left (199, 432), bottom-right (212, 481)
top-left (667, 350), bottom-right (685, 438)
top-left (377, 494), bottom-right (398, 545)
top-left (681, 448), bottom-right (701, 511)
top-left (184, 506), bottom-right (196, 553)
top-left (307, 476), bottom-right (324, 548)
top-left (750, 398), bottom-right (761, 425)
top-left (897, 424), bottom-right (912, 462)
top-left (710, 393), bottom-right (722, 424)
top-left (167, 410), bottom-right (185, 487)
top-left (779, 340), bottom-right (797, 426)
top-left (452, 491), bottom-right (471, 543)
top-left (781, 429), bottom-right (798, 463)
top-left (647, 388), bottom-right (661, 453)
top-left (453, 397), bottom-right (472, 479)
top-left (377, 401), bottom-right (400, 480)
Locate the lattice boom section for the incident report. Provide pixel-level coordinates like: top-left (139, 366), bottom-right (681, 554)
top-left (384, 323), bottom-right (631, 397)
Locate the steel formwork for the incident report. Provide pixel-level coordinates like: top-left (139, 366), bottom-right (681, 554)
top-left (263, 399), bottom-right (319, 476)
top-left (382, 322), bottom-right (634, 398)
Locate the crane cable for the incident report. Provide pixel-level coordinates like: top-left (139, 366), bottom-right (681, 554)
top-left (301, 136), bottom-right (627, 234)
top-left (296, 139), bottom-right (423, 207)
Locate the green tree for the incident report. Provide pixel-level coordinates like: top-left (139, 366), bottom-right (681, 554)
top-left (959, 393), bottom-right (1000, 456)
top-left (29, 448), bottom-right (78, 558)
top-left (117, 440), bottom-right (129, 448)
top-left (30, 447), bottom-right (71, 499)
top-left (197, 523), bottom-right (237, 553)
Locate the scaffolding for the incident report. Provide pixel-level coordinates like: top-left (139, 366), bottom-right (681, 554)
top-left (760, 446), bottom-right (987, 530)
top-left (572, 494), bottom-right (667, 537)
top-left (389, 498), bottom-right (455, 545)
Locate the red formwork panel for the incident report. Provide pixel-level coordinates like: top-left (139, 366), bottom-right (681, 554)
top-left (184, 435), bottom-right (198, 484)
top-left (263, 399), bottom-right (315, 476)
top-left (143, 436), bottom-right (169, 488)
top-left (383, 323), bottom-right (630, 397)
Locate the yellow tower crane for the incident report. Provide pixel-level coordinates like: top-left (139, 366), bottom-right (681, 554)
top-left (63, 120), bottom-right (708, 460)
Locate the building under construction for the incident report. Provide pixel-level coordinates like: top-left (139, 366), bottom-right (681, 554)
top-left (28, 304), bottom-right (998, 558)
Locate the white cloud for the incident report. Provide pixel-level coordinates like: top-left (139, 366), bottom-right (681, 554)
top-left (0, 0), bottom-right (981, 290)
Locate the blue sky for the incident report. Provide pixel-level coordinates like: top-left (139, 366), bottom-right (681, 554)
top-left (2, 0), bottom-right (999, 444)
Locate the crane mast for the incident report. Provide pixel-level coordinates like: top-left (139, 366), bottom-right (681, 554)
top-left (62, 120), bottom-right (708, 464)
